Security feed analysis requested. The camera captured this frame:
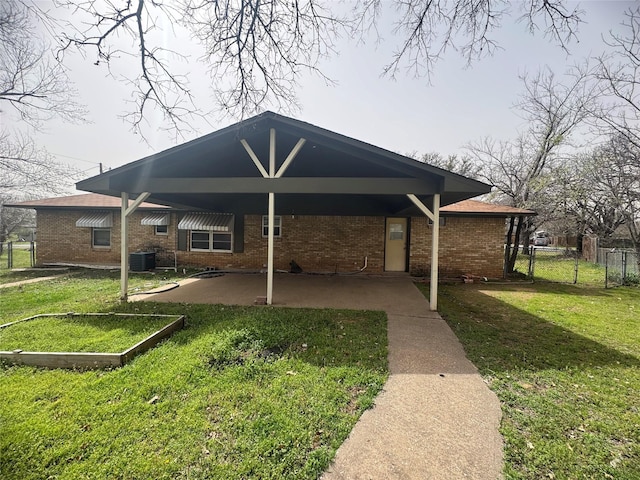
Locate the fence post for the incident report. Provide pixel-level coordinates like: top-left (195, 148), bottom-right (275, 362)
top-left (622, 251), bottom-right (627, 285)
top-left (30, 241), bottom-right (36, 267)
top-left (573, 253), bottom-right (578, 284)
top-left (528, 247), bottom-right (535, 279)
top-left (7, 241), bottom-right (12, 269)
top-left (605, 251), bottom-right (609, 288)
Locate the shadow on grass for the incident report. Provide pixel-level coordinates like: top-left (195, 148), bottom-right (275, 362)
top-left (436, 284), bottom-right (640, 374)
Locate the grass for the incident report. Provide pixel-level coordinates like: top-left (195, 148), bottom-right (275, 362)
top-left (0, 271), bottom-right (388, 480)
top-left (423, 281), bottom-right (640, 479)
top-left (513, 250), bottom-right (608, 286)
top-left (0, 314), bottom-right (175, 353)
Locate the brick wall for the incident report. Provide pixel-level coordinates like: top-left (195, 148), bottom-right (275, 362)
top-left (176, 215), bottom-right (384, 273)
top-left (35, 209), bottom-right (505, 278)
top-left (36, 210), bottom-right (177, 266)
top-left (409, 216), bottom-right (505, 278)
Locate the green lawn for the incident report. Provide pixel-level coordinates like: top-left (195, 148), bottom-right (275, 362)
top-left (426, 282), bottom-right (640, 479)
top-left (0, 271), bottom-right (388, 480)
top-left (0, 314), bottom-right (176, 353)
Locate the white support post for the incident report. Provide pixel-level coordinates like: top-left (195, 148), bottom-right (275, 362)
top-left (120, 192), bottom-right (129, 302)
top-left (407, 193), bottom-right (440, 311)
top-left (430, 194), bottom-right (440, 311)
top-left (266, 128), bottom-right (277, 305)
top-left (275, 138), bottom-right (306, 178)
top-left (241, 139), bottom-right (269, 178)
top-left (120, 192), bottom-right (150, 302)
top-left (267, 192), bottom-right (275, 305)
top-left (242, 129), bottom-right (304, 305)
top-left (269, 129), bottom-right (276, 175)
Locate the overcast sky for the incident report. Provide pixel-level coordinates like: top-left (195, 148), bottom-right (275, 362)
top-left (7, 1), bottom-right (637, 189)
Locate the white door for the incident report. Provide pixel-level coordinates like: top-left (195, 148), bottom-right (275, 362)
top-left (385, 218), bottom-right (408, 272)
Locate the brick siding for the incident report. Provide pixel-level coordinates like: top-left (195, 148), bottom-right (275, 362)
top-left (36, 210), bottom-right (177, 266)
top-left (35, 210), bottom-right (505, 278)
top-left (409, 216), bottom-right (505, 278)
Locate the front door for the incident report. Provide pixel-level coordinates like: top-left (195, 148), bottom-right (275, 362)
top-left (385, 217), bottom-right (408, 272)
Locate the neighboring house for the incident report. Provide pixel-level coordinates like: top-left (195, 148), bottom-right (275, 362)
top-left (9, 194), bottom-right (534, 279)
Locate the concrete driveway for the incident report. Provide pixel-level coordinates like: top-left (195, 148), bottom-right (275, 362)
top-left (132, 273), bottom-right (503, 479)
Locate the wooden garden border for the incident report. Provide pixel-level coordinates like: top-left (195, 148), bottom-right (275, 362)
top-left (0, 313), bottom-right (185, 369)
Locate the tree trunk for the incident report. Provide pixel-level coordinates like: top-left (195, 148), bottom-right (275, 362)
top-left (508, 216), bottom-right (524, 273)
top-left (504, 216), bottom-right (516, 276)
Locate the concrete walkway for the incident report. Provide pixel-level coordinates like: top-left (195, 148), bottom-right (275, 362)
top-left (132, 274), bottom-right (503, 479)
top-left (0, 274), bottom-right (67, 289)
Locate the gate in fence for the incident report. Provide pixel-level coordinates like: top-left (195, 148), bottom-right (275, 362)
top-left (1, 241), bottom-right (36, 269)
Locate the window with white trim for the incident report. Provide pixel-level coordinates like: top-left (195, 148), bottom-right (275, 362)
top-left (155, 225), bottom-right (168, 235)
top-left (262, 215), bottom-right (282, 238)
top-left (190, 230), bottom-right (233, 252)
top-left (92, 228), bottom-right (111, 247)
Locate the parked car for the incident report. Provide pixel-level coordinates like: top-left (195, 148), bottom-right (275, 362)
top-left (533, 231), bottom-right (550, 246)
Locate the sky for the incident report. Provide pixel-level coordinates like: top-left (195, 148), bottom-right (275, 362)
top-left (5, 1), bottom-right (637, 190)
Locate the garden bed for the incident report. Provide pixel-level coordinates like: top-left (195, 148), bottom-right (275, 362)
top-left (0, 313), bottom-right (184, 369)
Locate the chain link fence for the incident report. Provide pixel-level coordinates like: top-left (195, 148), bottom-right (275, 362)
top-left (600, 249), bottom-right (640, 288)
top-left (0, 242), bottom-right (36, 269)
top-left (511, 244), bottom-right (637, 287)
top-left (512, 247), bottom-right (580, 283)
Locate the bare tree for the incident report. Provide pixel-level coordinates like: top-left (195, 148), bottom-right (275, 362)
top-left (467, 67), bottom-right (595, 272)
top-left (0, 132), bottom-right (76, 195)
top-left (56, 0), bottom-right (345, 136)
top-left (0, 0), bottom-right (82, 197)
top-left (0, 194), bottom-right (35, 252)
top-left (590, 6), bottom-right (640, 149)
top-left (45, 0), bottom-right (586, 138)
top-left (357, 0), bottom-right (582, 79)
top-left (590, 134), bottom-right (640, 255)
top-left (0, 0), bottom-right (83, 126)
top-left (412, 151), bottom-right (481, 178)
top-left (543, 153), bottom-right (624, 255)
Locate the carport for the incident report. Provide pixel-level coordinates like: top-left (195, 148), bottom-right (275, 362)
top-left (76, 112), bottom-right (490, 310)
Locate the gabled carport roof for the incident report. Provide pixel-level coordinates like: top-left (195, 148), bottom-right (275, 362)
top-left (76, 111), bottom-right (490, 214)
top-left (74, 111), bottom-right (492, 310)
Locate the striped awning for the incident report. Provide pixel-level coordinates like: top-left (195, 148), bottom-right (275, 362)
top-left (141, 213), bottom-right (170, 226)
top-left (178, 213), bottom-right (234, 232)
top-left (75, 212), bottom-right (112, 228)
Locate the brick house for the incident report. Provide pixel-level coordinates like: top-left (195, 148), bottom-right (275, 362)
top-left (10, 112), bottom-right (535, 307)
top-left (10, 193), bottom-right (533, 280)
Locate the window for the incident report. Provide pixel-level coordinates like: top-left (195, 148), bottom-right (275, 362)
top-left (190, 230), bottom-right (232, 252)
top-left (262, 215), bottom-right (282, 238)
top-left (92, 228), bottom-right (111, 247)
top-left (155, 225), bottom-right (168, 235)
top-left (389, 223), bottom-right (404, 240)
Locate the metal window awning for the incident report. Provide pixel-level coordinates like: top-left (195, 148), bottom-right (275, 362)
top-left (178, 213), bottom-right (234, 232)
top-left (75, 212), bottom-right (112, 228)
top-left (141, 213), bottom-right (170, 226)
